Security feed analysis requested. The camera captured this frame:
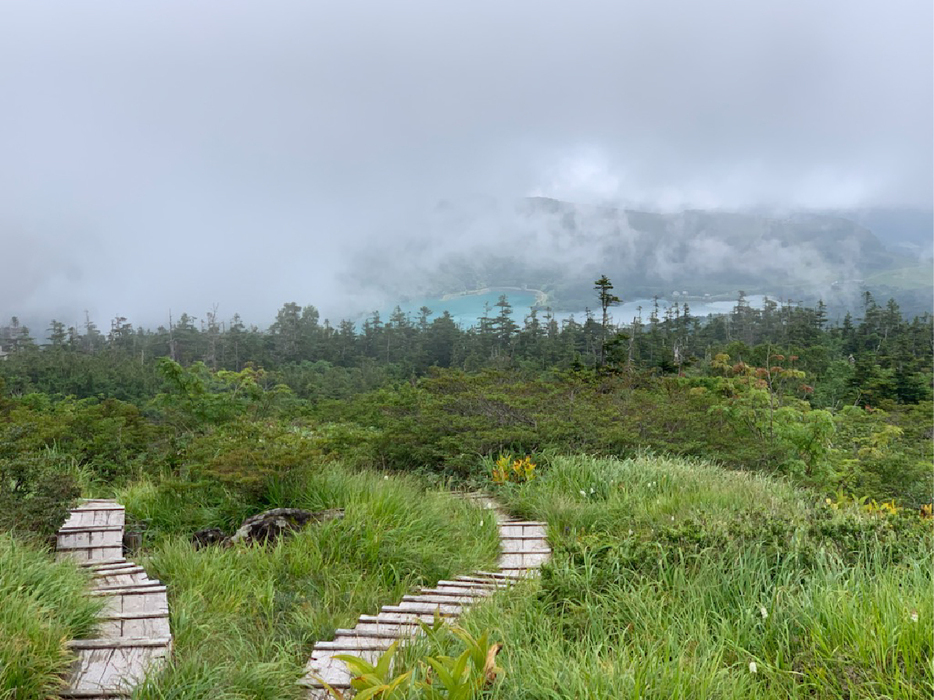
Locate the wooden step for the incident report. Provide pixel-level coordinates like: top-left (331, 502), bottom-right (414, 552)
top-left (417, 586), bottom-right (493, 598)
top-left (499, 551), bottom-right (551, 568)
top-left (315, 635), bottom-right (396, 651)
top-left (301, 656), bottom-right (354, 689)
top-left (500, 538), bottom-right (551, 553)
top-left (89, 563), bottom-right (143, 575)
top-left (471, 570), bottom-right (526, 580)
top-left (402, 593), bottom-right (479, 605)
top-left (88, 581), bottom-right (165, 595)
top-left (453, 575), bottom-right (510, 586)
top-left (77, 558), bottom-right (128, 569)
top-left (57, 546), bottom-right (124, 563)
top-left (92, 572), bottom-right (154, 590)
top-left (64, 639), bottom-right (171, 696)
top-left (499, 524), bottom-right (547, 537)
top-left (437, 578), bottom-right (500, 589)
top-left (89, 586), bottom-right (169, 617)
top-left (69, 637), bottom-right (172, 650)
top-left (63, 505), bottom-right (125, 529)
top-left (381, 602), bottom-right (463, 616)
top-left (98, 612), bottom-right (171, 638)
top-left (335, 624), bottom-right (422, 638)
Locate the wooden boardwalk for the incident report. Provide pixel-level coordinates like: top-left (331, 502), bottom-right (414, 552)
top-left (300, 493), bottom-right (550, 697)
top-left (55, 500), bottom-right (172, 699)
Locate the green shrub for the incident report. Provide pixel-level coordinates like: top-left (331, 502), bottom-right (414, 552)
top-left (0, 449), bottom-right (79, 539)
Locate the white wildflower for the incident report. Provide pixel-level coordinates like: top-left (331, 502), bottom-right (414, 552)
top-left (628, 529), bottom-right (634, 536)
top-left (749, 662), bottom-right (757, 674)
top-left (910, 611), bottom-right (919, 622)
top-left (760, 607), bottom-right (768, 619)
top-left (589, 487), bottom-right (595, 494)
top-left (671, 516), bottom-right (675, 521)
top-left (579, 490), bottom-right (586, 496)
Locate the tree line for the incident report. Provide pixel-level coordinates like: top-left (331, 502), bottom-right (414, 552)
top-left (1, 283), bottom-right (931, 409)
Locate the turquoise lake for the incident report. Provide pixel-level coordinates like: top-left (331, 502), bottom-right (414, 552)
top-left (382, 290), bottom-right (539, 327)
top-left (376, 292), bottom-right (764, 329)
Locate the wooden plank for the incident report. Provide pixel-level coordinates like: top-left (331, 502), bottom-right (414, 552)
top-left (500, 538), bottom-right (550, 553)
top-left (381, 602), bottom-right (463, 616)
top-left (340, 623), bottom-right (423, 637)
top-left (417, 586), bottom-right (493, 598)
top-left (57, 546), bottom-right (124, 563)
top-left (65, 643), bottom-right (169, 694)
top-left (69, 638), bottom-right (172, 650)
top-left (88, 582), bottom-right (165, 595)
top-left (77, 558), bottom-right (128, 569)
top-left (98, 614), bottom-right (171, 638)
top-left (401, 593), bottom-right (479, 605)
top-left (316, 636), bottom-right (396, 650)
top-left (498, 551), bottom-right (550, 568)
top-left (453, 576), bottom-right (510, 587)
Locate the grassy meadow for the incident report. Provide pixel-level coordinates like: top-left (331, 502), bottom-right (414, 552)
top-left (438, 454), bottom-right (933, 699)
top-left (121, 462), bottom-right (500, 699)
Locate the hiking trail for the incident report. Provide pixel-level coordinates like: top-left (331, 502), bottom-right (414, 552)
top-left (300, 492), bottom-right (550, 698)
top-left (55, 499), bottom-right (172, 699)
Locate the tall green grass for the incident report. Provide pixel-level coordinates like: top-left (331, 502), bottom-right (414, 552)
top-left (0, 533), bottom-right (102, 700)
top-left (450, 454), bottom-right (934, 699)
top-left (120, 463), bottom-right (500, 699)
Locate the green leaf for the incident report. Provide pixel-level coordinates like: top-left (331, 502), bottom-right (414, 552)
top-left (374, 640), bottom-right (399, 679)
top-left (333, 653), bottom-right (377, 676)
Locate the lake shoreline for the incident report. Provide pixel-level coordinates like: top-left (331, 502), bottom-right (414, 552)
top-left (441, 286), bottom-right (549, 307)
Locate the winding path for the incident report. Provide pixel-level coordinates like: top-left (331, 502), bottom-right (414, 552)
top-left (55, 499), bottom-right (172, 699)
top-left (300, 493), bottom-right (550, 698)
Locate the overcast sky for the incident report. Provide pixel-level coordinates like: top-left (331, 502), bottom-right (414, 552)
top-left (1, 1), bottom-right (931, 327)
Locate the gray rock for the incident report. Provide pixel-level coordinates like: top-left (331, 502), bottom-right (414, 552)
top-left (228, 508), bottom-right (344, 546)
top-left (191, 527), bottom-right (226, 549)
